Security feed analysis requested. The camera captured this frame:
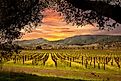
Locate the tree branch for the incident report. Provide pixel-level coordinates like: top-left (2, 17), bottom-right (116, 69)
top-left (66, 0), bottom-right (121, 24)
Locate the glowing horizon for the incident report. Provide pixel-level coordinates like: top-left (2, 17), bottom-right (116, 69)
top-left (21, 9), bottom-right (121, 41)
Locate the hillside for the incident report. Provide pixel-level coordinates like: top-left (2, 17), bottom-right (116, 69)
top-left (14, 35), bottom-right (121, 47)
top-left (14, 38), bottom-right (48, 47)
top-left (54, 35), bottom-right (121, 45)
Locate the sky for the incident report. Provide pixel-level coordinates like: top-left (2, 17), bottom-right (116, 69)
top-left (21, 8), bottom-right (121, 41)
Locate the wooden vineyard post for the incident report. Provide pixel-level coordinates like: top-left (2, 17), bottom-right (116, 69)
top-left (69, 58), bottom-right (72, 67)
top-left (106, 57), bottom-right (108, 64)
top-left (82, 56), bottom-right (84, 65)
top-left (30, 55), bottom-right (32, 60)
top-left (73, 57), bottom-right (75, 62)
top-left (25, 55), bottom-right (27, 61)
top-left (106, 56), bottom-right (111, 65)
top-left (106, 56), bottom-right (110, 65)
top-left (98, 63), bottom-right (100, 69)
top-left (14, 55), bottom-right (17, 64)
top-left (93, 57), bottom-right (96, 68)
top-left (119, 57), bottom-right (121, 69)
top-left (85, 58), bottom-right (88, 68)
top-left (114, 57), bottom-right (120, 69)
top-left (55, 60), bottom-right (57, 67)
top-left (103, 57), bottom-right (106, 70)
top-left (67, 57), bottom-right (69, 60)
top-left (111, 57), bottom-right (114, 66)
top-left (117, 57), bottom-right (120, 69)
top-left (22, 55), bottom-right (25, 64)
top-left (43, 59), bottom-right (45, 66)
top-left (98, 57), bottom-right (101, 69)
top-left (90, 57), bottom-right (92, 66)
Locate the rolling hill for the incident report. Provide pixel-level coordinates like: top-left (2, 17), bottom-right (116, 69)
top-left (14, 38), bottom-right (49, 47)
top-left (14, 35), bottom-right (121, 47)
top-left (54, 35), bottom-right (121, 45)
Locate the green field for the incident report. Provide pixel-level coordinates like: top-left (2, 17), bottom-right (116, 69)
top-left (0, 49), bottom-right (121, 81)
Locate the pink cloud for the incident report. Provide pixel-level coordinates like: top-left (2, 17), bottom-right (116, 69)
top-left (22, 9), bottom-right (121, 41)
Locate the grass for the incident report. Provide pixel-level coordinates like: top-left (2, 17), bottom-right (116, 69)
top-left (2, 63), bottom-right (121, 81)
top-left (5, 61), bottom-right (121, 74)
top-left (1, 64), bottom-right (100, 81)
top-left (1, 49), bottom-right (121, 81)
top-left (0, 71), bottom-right (85, 81)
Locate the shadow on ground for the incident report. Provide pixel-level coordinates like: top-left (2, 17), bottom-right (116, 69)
top-left (0, 71), bottom-right (84, 81)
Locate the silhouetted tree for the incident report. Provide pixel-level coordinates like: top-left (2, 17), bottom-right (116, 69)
top-left (0, 0), bottom-right (121, 58)
top-left (0, 0), bottom-right (121, 42)
top-left (36, 46), bottom-right (42, 50)
top-left (0, 0), bottom-right (48, 42)
top-left (54, 0), bottom-right (121, 29)
top-left (0, 0), bottom-right (50, 62)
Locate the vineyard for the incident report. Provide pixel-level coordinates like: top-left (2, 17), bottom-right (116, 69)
top-left (2, 49), bottom-right (121, 71)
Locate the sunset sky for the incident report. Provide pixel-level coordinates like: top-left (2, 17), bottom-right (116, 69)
top-left (21, 9), bottom-right (121, 41)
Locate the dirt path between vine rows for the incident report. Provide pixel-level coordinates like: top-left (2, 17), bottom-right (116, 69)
top-left (1, 65), bottom-right (121, 81)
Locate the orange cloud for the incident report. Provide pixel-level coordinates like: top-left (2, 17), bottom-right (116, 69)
top-left (21, 8), bottom-right (121, 41)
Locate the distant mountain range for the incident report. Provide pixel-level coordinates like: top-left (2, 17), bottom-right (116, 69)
top-left (14, 35), bottom-right (121, 47)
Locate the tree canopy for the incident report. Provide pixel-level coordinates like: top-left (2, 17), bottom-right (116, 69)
top-left (54, 0), bottom-right (121, 29)
top-left (0, 0), bottom-right (121, 61)
top-left (0, 0), bottom-right (48, 42)
top-left (0, 0), bottom-right (48, 59)
top-left (0, 0), bottom-right (121, 42)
